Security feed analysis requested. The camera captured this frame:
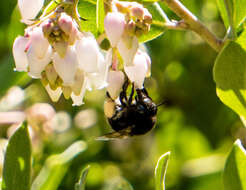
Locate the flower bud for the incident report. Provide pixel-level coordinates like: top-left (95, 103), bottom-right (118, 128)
top-left (124, 51), bottom-right (148, 88)
top-left (18, 0), bottom-right (44, 23)
top-left (12, 36), bottom-right (29, 72)
top-left (130, 5), bottom-right (144, 20)
top-left (117, 35), bottom-right (138, 66)
top-left (53, 46), bottom-right (78, 85)
top-left (107, 70), bottom-right (125, 99)
top-left (104, 12), bottom-right (126, 47)
top-left (26, 103), bottom-right (56, 128)
top-left (75, 36), bottom-right (100, 73)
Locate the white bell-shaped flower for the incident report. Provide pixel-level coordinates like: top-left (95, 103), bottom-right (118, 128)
top-left (124, 51), bottom-right (148, 88)
top-left (75, 36), bottom-right (100, 73)
top-left (45, 85), bottom-right (62, 102)
top-left (18, 0), bottom-right (44, 24)
top-left (104, 12), bottom-right (126, 47)
top-left (107, 70), bottom-right (125, 99)
top-left (87, 53), bottom-right (109, 89)
top-left (12, 36), bottom-right (29, 72)
top-left (117, 36), bottom-right (138, 66)
top-left (27, 45), bottom-right (52, 78)
top-left (53, 46), bottom-right (78, 85)
top-left (29, 27), bottom-right (50, 59)
top-left (71, 77), bottom-right (88, 106)
top-left (72, 69), bottom-right (85, 96)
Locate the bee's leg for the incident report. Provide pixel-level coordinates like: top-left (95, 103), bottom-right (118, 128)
top-left (106, 91), bottom-right (114, 101)
top-left (128, 83), bottom-right (135, 104)
top-left (119, 79), bottom-right (129, 106)
top-left (119, 91), bottom-right (127, 106)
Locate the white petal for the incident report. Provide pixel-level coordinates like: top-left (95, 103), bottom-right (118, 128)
top-left (18, 0), bottom-right (44, 23)
top-left (75, 36), bottom-right (100, 73)
top-left (30, 27), bottom-right (50, 59)
top-left (45, 85), bottom-right (62, 102)
top-left (53, 46), bottom-right (78, 85)
top-left (117, 36), bottom-right (138, 66)
top-left (124, 51), bottom-right (148, 88)
top-left (72, 69), bottom-right (85, 96)
top-left (104, 12), bottom-right (126, 47)
top-left (71, 77), bottom-right (88, 106)
top-left (107, 70), bottom-right (125, 99)
top-left (12, 36), bottom-right (29, 72)
top-left (27, 45), bottom-right (52, 78)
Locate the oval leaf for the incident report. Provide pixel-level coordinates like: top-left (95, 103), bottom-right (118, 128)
top-left (155, 152), bottom-right (170, 190)
top-left (32, 141), bottom-right (87, 190)
top-left (223, 139), bottom-right (246, 190)
top-left (213, 41), bottom-right (246, 118)
top-left (2, 122), bottom-right (31, 190)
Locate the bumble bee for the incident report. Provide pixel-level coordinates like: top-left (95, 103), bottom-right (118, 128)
top-left (96, 80), bottom-right (157, 140)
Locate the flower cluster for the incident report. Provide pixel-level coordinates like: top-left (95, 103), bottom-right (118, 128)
top-left (13, 0), bottom-right (153, 105)
top-left (13, 0), bottom-right (108, 105)
top-left (104, 0), bottom-right (152, 99)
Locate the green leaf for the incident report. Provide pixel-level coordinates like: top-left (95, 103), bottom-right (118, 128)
top-left (216, 0), bottom-right (246, 30)
top-left (102, 177), bottom-right (134, 190)
top-left (223, 139), bottom-right (246, 190)
top-left (31, 141), bottom-right (87, 190)
top-left (213, 41), bottom-right (246, 118)
top-left (77, 0), bottom-right (97, 36)
top-left (2, 122), bottom-right (31, 190)
top-left (138, 3), bottom-right (168, 43)
top-left (0, 55), bottom-right (31, 97)
top-left (75, 165), bottom-right (90, 190)
top-left (96, 0), bottom-right (105, 34)
top-left (155, 152), bottom-right (170, 190)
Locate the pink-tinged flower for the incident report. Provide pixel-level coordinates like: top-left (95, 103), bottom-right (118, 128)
top-left (12, 36), bottom-right (29, 72)
top-left (124, 50), bottom-right (149, 88)
top-left (53, 46), bottom-right (78, 85)
top-left (58, 13), bottom-right (79, 45)
top-left (27, 45), bottom-right (52, 78)
top-left (117, 35), bottom-right (139, 66)
top-left (104, 12), bottom-right (126, 47)
top-left (75, 35), bottom-right (101, 73)
top-left (29, 27), bottom-right (50, 59)
top-left (107, 70), bottom-right (125, 99)
top-left (18, 0), bottom-right (44, 24)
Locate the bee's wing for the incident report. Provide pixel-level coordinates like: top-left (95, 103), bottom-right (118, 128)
top-left (95, 127), bottom-right (132, 141)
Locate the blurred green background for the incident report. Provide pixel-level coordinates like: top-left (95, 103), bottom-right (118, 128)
top-left (0, 0), bottom-right (243, 189)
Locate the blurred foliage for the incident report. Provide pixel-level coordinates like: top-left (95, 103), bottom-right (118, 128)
top-left (0, 0), bottom-right (245, 190)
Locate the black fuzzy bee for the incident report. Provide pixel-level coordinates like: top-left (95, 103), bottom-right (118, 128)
top-left (97, 80), bottom-right (157, 140)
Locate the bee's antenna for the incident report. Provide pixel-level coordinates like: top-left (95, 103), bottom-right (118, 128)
top-left (156, 101), bottom-right (167, 107)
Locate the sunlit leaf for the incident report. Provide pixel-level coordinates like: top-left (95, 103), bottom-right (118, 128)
top-left (155, 152), bottom-right (170, 190)
top-left (102, 177), bottom-right (134, 190)
top-left (31, 141), bottom-right (87, 190)
top-left (77, 0), bottom-right (97, 36)
top-left (75, 165), bottom-right (90, 190)
top-left (216, 0), bottom-right (246, 30)
top-left (2, 122), bottom-right (31, 190)
top-left (213, 41), bottom-right (246, 118)
top-left (223, 139), bottom-right (246, 190)
top-left (138, 3), bottom-right (168, 43)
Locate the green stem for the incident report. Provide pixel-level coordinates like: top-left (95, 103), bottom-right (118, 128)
top-left (224, 0), bottom-right (237, 39)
